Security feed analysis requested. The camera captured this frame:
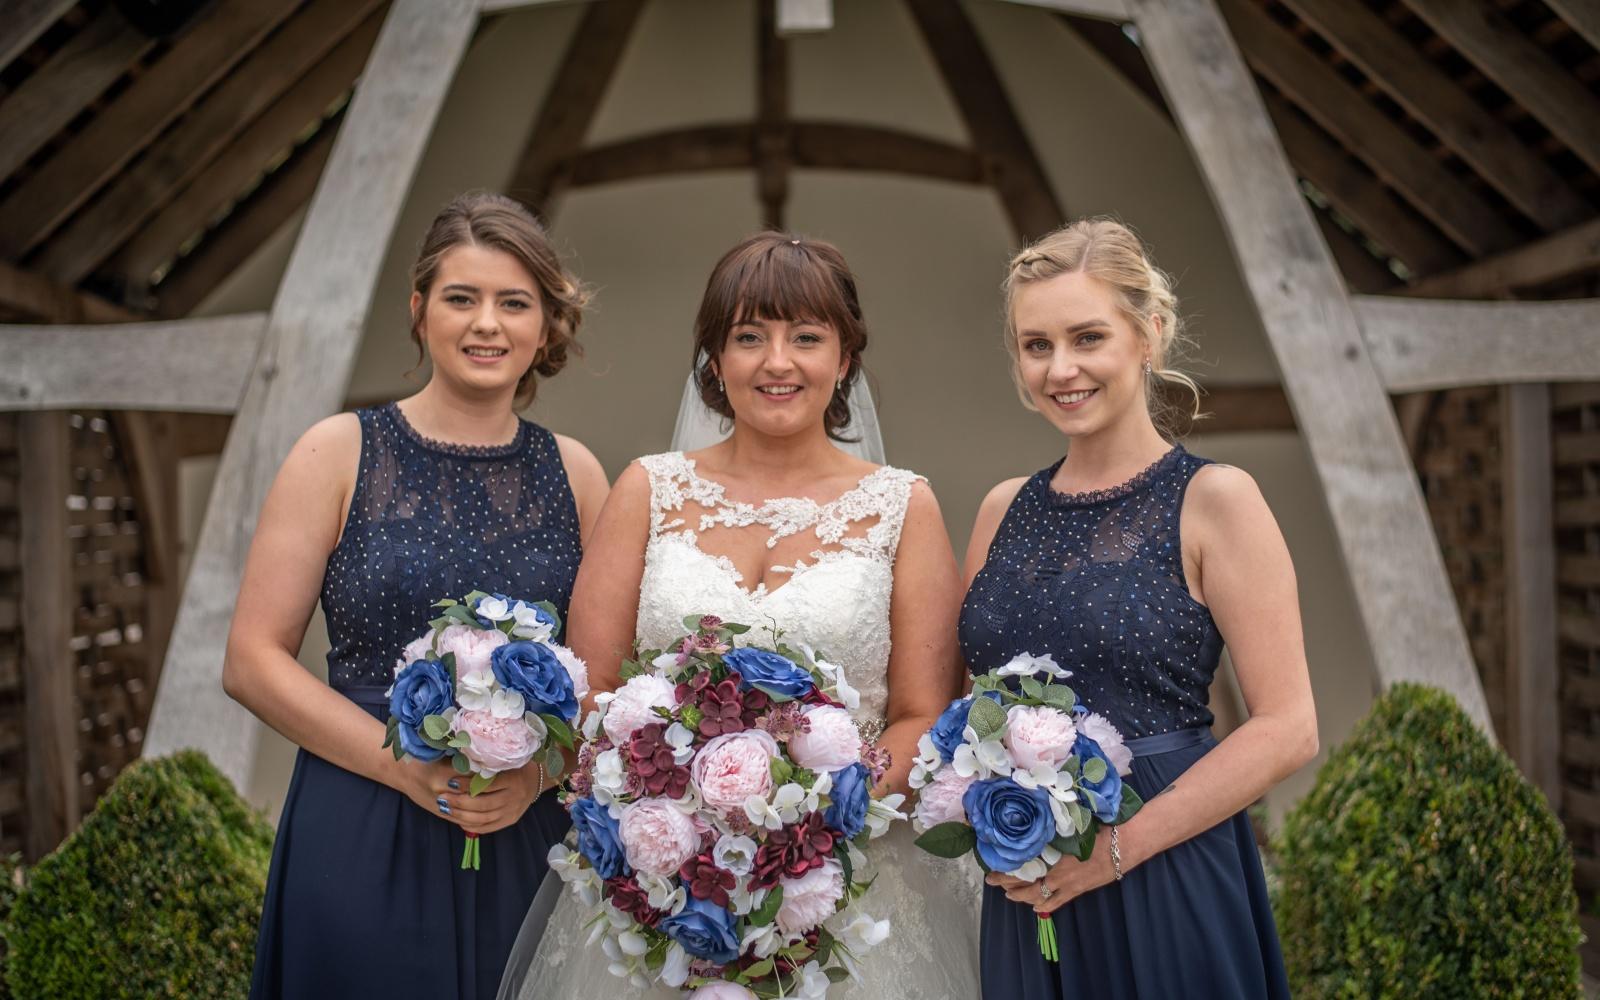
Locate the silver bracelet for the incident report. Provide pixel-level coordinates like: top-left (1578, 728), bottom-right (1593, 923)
top-left (1110, 825), bottom-right (1123, 881)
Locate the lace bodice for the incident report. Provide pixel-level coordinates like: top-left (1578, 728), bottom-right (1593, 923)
top-left (634, 452), bottom-right (919, 726)
top-left (958, 445), bottom-right (1222, 739)
top-left (320, 403), bottom-right (582, 691)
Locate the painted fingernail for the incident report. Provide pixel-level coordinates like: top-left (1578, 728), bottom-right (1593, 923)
top-left (448, 779), bottom-right (460, 791)
top-left (437, 799), bottom-right (451, 815)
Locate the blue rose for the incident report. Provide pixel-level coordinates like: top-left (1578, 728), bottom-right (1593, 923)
top-left (492, 640), bottom-right (578, 719)
top-left (962, 778), bottom-right (1056, 872)
top-left (570, 796), bottom-right (629, 880)
top-left (824, 763), bottom-right (871, 840)
top-left (388, 658), bottom-right (453, 762)
top-left (471, 592), bottom-right (515, 625)
top-left (930, 691), bottom-right (1003, 762)
top-left (658, 895), bottom-right (741, 964)
top-left (724, 648), bottom-right (815, 700)
top-left (1074, 733), bottom-right (1124, 824)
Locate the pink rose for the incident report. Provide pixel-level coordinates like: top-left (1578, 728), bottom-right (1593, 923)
top-left (455, 709), bottom-right (541, 776)
top-left (603, 674), bottom-right (679, 743)
top-left (689, 984), bottom-right (755, 1000)
top-left (434, 624), bottom-right (507, 681)
top-left (1078, 712), bottom-right (1133, 776)
top-left (691, 731), bottom-right (779, 813)
top-left (914, 767), bottom-right (975, 828)
top-left (397, 628), bottom-right (435, 674)
top-left (1004, 705), bottom-right (1077, 772)
top-left (786, 705), bottom-right (860, 771)
top-left (776, 858), bottom-right (844, 934)
top-left (552, 643), bottom-right (591, 701)
top-left (618, 797), bottom-right (699, 876)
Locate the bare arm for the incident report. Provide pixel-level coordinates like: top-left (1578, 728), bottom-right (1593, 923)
top-left (879, 481), bottom-right (965, 797)
top-left (962, 478), bottom-right (1028, 587)
top-left (566, 461), bottom-right (652, 704)
top-left (999, 464), bottom-right (1318, 910)
top-left (555, 433), bottom-right (611, 544)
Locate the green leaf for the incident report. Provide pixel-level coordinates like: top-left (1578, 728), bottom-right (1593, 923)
top-left (723, 622), bottom-right (751, 635)
top-left (469, 773), bottom-right (495, 796)
top-left (1083, 757), bottom-right (1108, 784)
top-left (452, 754), bottom-right (472, 775)
top-left (618, 658), bottom-right (646, 681)
top-left (967, 696), bottom-right (1007, 742)
top-left (825, 967), bottom-right (850, 983)
top-left (749, 885), bottom-right (784, 927)
top-left (743, 958), bottom-right (774, 980)
top-left (1068, 800), bottom-right (1089, 835)
top-left (532, 600), bottom-right (563, 635)
top-left (1041, 684), bottom-right (1075, 713)
top-left (683, 615), bottom-right (706, 634)
top-left (1073, 824), bottom-right (1097, 862)
top-left (1020, 677), bottom-right (1045, 701)
top-left (769, 756), bottom-right (795, 787)
top-left (448, 733), bottom-right (471, 749)
top-left (791, 766), bottom-right (817, 790)
top-left (462, 589), bottom-right (491, 606)
top-left (441, 651), bottom-right (458, 691)
top-left (1050, 833), bottom-right (1080, 857)
top-left (428, 616), bottom-right (453, 634)
top-left (382, 718), bottom-right (398, 749)
top-left (834, 839), bottom-right (854, 887)
top-left (392, 741), bottom-right (406, 762)
top-left (423, 714), bottom-right (451, 741)
top-left (1115, 785), bottom-right (1143, 825)
top-left (545, 745), bottom-right (567, 778)
top-left (914, 821), bottom-right (978, 859)
top-left (541, 713), bottom-right (575, 750)
top-left (432, 598), bottom-right (460, 608)
top-left (680, 704), bottom-right (703, 731)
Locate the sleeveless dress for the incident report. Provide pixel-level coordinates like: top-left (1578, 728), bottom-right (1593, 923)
top-left (958, 445), bottom-right (1289, 999)
top-left (250, 402), bottom-right (582, 1000)
top-left (512, 451), bottom-right (981, 999)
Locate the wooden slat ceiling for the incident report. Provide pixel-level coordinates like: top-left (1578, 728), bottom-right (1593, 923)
top-left (0, 0), bottom-right (1596, 323)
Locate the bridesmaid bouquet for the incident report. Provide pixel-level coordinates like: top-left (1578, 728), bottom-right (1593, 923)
top-left (908, 653), bottom-right (1140, 960)
top-left (547, 614), bottom-right (905, 999)
top-left (384, 589), bottom-right (588, 870)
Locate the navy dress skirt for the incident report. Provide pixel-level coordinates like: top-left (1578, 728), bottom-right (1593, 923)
top-left (958, 446), bottom-right (1289, 999)
top-left (250, 403), bottom-right (581, 1000)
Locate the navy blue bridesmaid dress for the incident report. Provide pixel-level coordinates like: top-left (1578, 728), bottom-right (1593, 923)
top-left (958, 446), bottom-right (1289, 999)
top-left (250, 403), bottom-right (581, 1000)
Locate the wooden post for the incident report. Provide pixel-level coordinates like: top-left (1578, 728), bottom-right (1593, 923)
top-left (18, 412), bottom-right (78, 860)
top-left (141, 0), bottom-right (482, 788)
top-left (1130, 0), bottom-right (1491, 727)
top-left (1503, 383), bottom-right (1560, 808)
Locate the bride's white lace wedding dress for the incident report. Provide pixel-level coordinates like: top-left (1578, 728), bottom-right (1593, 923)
top-left (513, 451), bottom-right (981, 999)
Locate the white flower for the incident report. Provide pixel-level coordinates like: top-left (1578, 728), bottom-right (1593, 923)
top-left (1078, 711), bottom-right (1134, 776)
top-left (794, 961), bottom-right (831, 999)
top-left (1008, 858), bottom-right (1049, 882)
top-left (996, 652), bottom-right (1071, 680)
top-left (581, 707), bottom-right (603, 741)
top-left (636, 872), bottom-right (687, 914)
top-left (618, 930), bottom-right (650, 957)
top-left (864, 793), bottom-right (907, 839)
top-left (714, 834), bottom-right (759, 877)
top-left (1009, 762), bottom-right (1063, 792)
top-left (490, 687), bottom-right (526, 719)
top-left (829, 910), bottom-right (891, 955)
top-left (509, 601), bottom-right (555, 640)
top-left (659, 943), bottom-right (691, 988)
top-left (953, 738), bottom-right (1013, 779)
top-left (740, 921), bottom-right (791, 959)
top-left (592, 748), bottom-right (627, 805)
top-left (744, 782), bottom-right (808, 830)
top-left (551, 642), bottom-right (590, 700)
top-left (476, 595), bottom-right (513, 622)
top-left (800, 643), bottom-right (860, 711)
top-left (730, 878), bottom-right (766, 916)
top-left (665, 722), bottom-right (697, 765)
top-left (456, 668), bottom-right (496, 712)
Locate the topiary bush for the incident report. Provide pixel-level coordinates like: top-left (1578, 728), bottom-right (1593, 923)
top-left (1273, 683), bottom-right (1581, 998)
top-left (0, 852), bottom-right (21, 1000)
top-left (4, 751), bottom-right (272, 999)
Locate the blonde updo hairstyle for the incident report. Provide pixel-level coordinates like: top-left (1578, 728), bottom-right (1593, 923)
top-left (1002, 218), bottom-right (1201, 437)
top-left (408, 192), bottom-right (591, 408)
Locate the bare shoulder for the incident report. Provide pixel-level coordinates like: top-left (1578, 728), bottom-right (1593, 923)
top-left (979, 477), bottom-right (1029, 519)
top-left (553, 432), bottom-right (609, 488)
top-left (285, 412), bottom-right (361, 477)
top-left (1184, 463), bottom-right (1277, 534)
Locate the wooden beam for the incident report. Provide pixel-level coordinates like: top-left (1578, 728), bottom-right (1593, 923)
top-left (564, 122), bottom-right (984, 188)
top-left (0, 0), bottom-right (302, 260)
top-left (1543, 1), bottom-right (1600, 53)
top-left (154, 118), bottom-right (341, 319)
top-left (33, 0), bottom-right (388, 286)
top-left (507, 0), bottom-right (645, 216)
top-left (1314, 211), bottom-right (1399, 294)
top-left (1192, 383), bottom-right (1297, 434)
top-left (1216, 0), bottom-right (1521, 258)
top-left (112, 411), bottom-right (181, 690)
top-left (142, 0), bottom-right (482, 788)
top-left (18, 411), bottom-right (79, 860)
top-left (0, 5), bottom-right (157, 185)
top-left (1405, 215), bottom-right (1600, 299)
top-left (999, 0), bottom-right (1132, 20)
top-left (1354, 295), bottom-right (1600, 391)
top-left (1263, 91), bottom-right (1462, 276)
top-left (1401, 0), bottom-right (1600, 175)
top-left (777, 0), bottom-right (833, 33)
top-left (1131, 0), bottom-right (1491, 727)
top-left (1278, 0), bottom-right (1589, 233)
top-left (907, 0), bottom-right (1067, 242)
top-left (0, 314), bottom-right (264, 412)
top-left (0, 0), bottom-right (77, 69)
top-left (1502, 382), bottom-right (1559, 809)
top-left (0, 260), bottom-right (139, 324)
top-left (104, 11), bottom-right (384, 293)
top-left (757, 0), bottom-right (791, 229)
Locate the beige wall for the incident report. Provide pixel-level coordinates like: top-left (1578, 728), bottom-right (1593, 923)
top-left (181, 0), bottom-right (1373, 823)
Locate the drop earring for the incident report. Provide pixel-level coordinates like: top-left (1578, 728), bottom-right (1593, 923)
top-left (1143, 358), bottom-right (1153, 376)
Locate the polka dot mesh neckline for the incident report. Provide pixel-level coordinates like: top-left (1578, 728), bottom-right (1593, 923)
top-left (385, 400), bottom-right (530, 459)
top-left (1042, 445), bottom-right (1184, 506)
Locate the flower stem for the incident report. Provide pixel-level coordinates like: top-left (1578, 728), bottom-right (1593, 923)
top-left (1036, 914), bottom-right (1058, 962)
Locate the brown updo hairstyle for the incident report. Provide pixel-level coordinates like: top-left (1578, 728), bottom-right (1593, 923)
top-left (409, 192), bottom-right (590, 408)
top-left (1002, 217), bottom-right (1202, 437)
top-left (692, 232), bottom-right (868, 441)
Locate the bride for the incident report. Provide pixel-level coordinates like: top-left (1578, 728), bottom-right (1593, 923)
top-left (507, 232), bottom-right (981, 998)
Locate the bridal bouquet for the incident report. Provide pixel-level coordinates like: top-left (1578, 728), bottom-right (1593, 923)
top-left (384, 590), bottom-right (588, 869)
top-left (909, 653), bottom-right (1140, 960)
top-left (548, 615), bottom-right (905, 999)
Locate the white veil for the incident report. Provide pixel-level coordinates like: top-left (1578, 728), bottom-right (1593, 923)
top-left (669, 356), bottom-right (886, 461)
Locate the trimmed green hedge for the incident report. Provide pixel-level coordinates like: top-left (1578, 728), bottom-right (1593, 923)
top-left (1273, 683), bottom-right (1581, 998)
top-left (4, 751), bottom-right (272, 999)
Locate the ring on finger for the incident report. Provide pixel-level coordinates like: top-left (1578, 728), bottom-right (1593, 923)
top-left (1038, 884), bottom-right (1054, 901)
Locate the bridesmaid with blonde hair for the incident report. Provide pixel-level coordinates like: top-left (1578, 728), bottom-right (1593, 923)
top-left (959, 219), bottom-right (1312, 998)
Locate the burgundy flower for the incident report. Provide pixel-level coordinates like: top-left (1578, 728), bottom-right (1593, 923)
top-left (605, 876), bottom-right (664, 927)
top-left (697, 615), bottom-right (724, 631)
top-left (754, 701), bottom-right (811, 742)
top-left (627, 723), bottom-right (691, 798)
top-left (801, 686), bottom-right (844, 709)
top-left (750, 811), bottom-right (837, 890)
top-left (697, 677), bottom-right (749, 737)
top-left (679, 852), bottom-right (737, 908)
top-left (860, 742), bottom-right (893, 783)
top-left (675, 669), bottom-right (714, 706)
